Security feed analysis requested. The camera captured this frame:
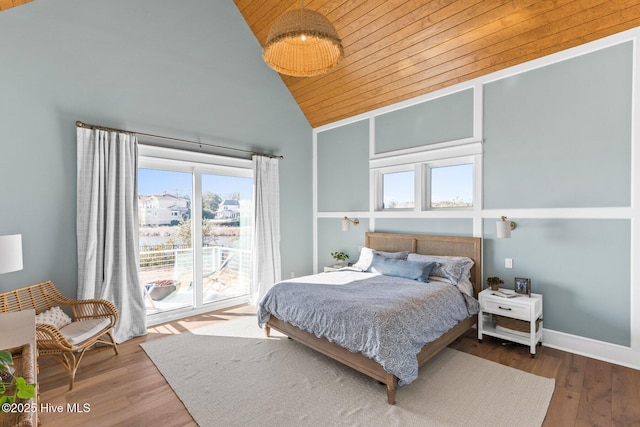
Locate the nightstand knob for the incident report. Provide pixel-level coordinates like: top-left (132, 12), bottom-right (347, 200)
top-left (498, 306), bottom-right (512, 311)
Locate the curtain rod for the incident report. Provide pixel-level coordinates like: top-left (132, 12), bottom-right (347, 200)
top-left (75, 121), bottom-right (283, 159)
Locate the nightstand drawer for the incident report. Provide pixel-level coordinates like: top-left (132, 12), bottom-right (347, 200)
top-left (482, 299), bottom-right (530, 320)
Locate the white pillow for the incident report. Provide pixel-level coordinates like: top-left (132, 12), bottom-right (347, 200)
top-left (407, 253), bottom-right (474, 285)
top-left (428, 274), bottom-right (474, 297)
top-left (36, 306), bottom-right (73, 329)
top-left (456, 276), bottom-right (474, 297)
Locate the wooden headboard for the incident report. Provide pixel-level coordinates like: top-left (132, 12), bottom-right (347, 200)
top-left (365, 232), bottom-right (482, 296)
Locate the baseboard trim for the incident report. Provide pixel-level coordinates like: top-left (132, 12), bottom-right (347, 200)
top-left (542, 328), bottom-right (639, 370)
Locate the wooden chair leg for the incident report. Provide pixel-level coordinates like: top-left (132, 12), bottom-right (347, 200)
top-left (44, 330), bottom-right (119, 390)
top-left (106, 331), bottom-right (119, 355)
top-left (69, 366), bottom-right (77, 390)
top-left (57, 352), bottom-right (78, 390)
top-left (55, 348), bottom-right (91, 390)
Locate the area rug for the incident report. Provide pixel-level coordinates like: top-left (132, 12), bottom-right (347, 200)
top-left (140, 316), bottom-right (555, 427)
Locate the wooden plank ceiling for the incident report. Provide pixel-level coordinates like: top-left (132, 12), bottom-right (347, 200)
top-left (0, 0), bottom-right (31, 11)
top-left (236, 0), bottom-right (640, 128)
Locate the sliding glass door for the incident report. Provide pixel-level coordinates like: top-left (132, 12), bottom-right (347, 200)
top-left (200, 173), bottom-right (252, 305)
top-left (137, 148), bottom-right (253, 321)
top-left (138, 169), bottom-right (194, 315)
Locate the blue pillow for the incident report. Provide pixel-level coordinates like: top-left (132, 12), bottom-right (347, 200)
top-left (370, 254), bottom-right (435, 283)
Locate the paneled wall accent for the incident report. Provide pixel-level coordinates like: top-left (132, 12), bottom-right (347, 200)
top-left (483, 218), bottom-right (631, 346)
top-left (317, 119), bottom-right (369, 212)
top-left (375, 218), bottom-right (473, 237)
top-left (375, 88), bottom-right (474, 154)
top-left (313, 28), bottom-right (639, 367)
top-left (317, 218), bottom-right (369, 270)
top-left (484, 41), bottom-right (633, 209)
top-left (236, 0), bottom-right (640, 127)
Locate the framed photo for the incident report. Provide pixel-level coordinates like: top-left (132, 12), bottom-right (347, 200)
top-left (514, 277), bottom-right (531, 296)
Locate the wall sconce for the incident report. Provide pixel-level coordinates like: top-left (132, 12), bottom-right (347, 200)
top-left (496, 216), bottom-right (516, 238)
top-left (0, 234), bottom-right (24, 274)
top-left (342, 216), bottom-right (360, 231)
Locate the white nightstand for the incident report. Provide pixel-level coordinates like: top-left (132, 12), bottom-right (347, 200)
top-left (477, 288), bottom-right (543, 357)
top-left (323, 266), bottom-right (339, 272)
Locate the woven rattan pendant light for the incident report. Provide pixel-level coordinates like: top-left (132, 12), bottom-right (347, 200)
top-left (263, 1), bottom-right (343, 77)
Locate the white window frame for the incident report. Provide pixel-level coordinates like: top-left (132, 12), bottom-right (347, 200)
top-left (138, 144), bottom-right (253, 325)
top-left (423, 157), bottom-right (476, 211)
top-left (371, 145), bottom-right (481, 215)
top-left (374, 164), bottom-right (418, 211)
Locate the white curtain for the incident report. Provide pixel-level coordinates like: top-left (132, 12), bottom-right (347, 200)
top-left (251, 155), bottom-right (281, 304)
top-left (76, 127), bottom-right (147, 343)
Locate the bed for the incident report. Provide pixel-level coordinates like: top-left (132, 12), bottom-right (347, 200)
top-left (259, 232), bottom-right (482, 404)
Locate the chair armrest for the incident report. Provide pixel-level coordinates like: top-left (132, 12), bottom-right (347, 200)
top-left (69, 299), bottom-right (119, 326)
top-left (35, 323), bottom-right (73, 351)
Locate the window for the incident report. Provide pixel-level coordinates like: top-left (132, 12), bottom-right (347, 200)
top-left (374, 160), bottom-right (476, 212)
top-left (138, 169), bottom-right (193, 314)
top-left (427, 163), bottom-right (474, 209)
top-left (138, 145), bottom-right (253, 322)
top-left (201, 173), bottom-right (253, 300)
top-left (377, 168), bottom-right (415, 210)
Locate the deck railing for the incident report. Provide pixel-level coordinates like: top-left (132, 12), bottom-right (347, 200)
top-left (139, 245), bottom-right (251, 313)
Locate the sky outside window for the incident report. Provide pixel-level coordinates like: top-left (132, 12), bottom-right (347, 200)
top-left (138, 169), bottom-right (192, 197)
top-left (383, 170), bottom-right (415, 209)
top-left (138, 170), bottom-right (252, 201)
top-left (430, 163), bottom-right (473, 208)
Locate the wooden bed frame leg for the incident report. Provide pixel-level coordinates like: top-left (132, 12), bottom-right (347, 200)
top-left (264, 325), bottom-right (271, 337)
top-left (386, 375), bottom-right (398, 405)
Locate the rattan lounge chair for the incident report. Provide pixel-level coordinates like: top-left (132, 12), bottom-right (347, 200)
top-left (0, 281), bottom-right (119, 390)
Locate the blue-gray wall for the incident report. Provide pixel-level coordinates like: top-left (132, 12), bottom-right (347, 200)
top-left (317, 120), bottom-right (369, 212)
top-left (375, 88), bottom-right (474, 153)
top-left (0, 0), bottom-right (313, 296)
top-left (484, 42), bottom-right (632, 209)
top-left (482, 42), bottom-right (632, 346)
top-left (483, 218), bottom-right (630, 346)
top-left (315, 41), bottom-right (634, 347)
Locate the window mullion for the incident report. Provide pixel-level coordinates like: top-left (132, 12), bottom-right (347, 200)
top-left (414, 164), bottom-right (422, 212)
top-left (423, 163), bottom-right (431, 211)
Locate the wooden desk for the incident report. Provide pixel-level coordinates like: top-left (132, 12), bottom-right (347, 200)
top-left (0, 309), bottom-right (37, 426)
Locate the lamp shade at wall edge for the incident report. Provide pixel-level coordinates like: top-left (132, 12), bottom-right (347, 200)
top-left (0, 234), bottom-right (23, 274)
top-left (496, 220), bottom-right (512, 238)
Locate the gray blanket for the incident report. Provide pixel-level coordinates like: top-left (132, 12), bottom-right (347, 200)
top-left (257, 270), bottom-right (479, 384)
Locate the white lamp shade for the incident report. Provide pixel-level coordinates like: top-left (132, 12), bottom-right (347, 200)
top-left (0, 234), bottom-right (23, 274)
top-left (496, 220), bottom-right (511, 238)
top-left (342, 218), bottom-right (350, 231)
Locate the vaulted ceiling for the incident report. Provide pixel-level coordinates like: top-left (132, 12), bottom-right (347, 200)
top-left (4, 1), bottom-right (640, 128)
top-left (236, 0), bottom-right (640, 128)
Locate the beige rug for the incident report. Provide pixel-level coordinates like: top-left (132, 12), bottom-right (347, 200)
top-left (141, 315), bottom-right (555, 427)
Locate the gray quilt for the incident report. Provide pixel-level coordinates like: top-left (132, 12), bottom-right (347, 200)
top-left (257, 270), bottom-right (479, 385)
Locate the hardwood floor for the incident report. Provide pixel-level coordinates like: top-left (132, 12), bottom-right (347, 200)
top-left (449, 333), bottom-right (640, 427)
top-left (38, 305), bottom-right (640, 426)
top-left (37, 305), bottom-right (255, 427)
